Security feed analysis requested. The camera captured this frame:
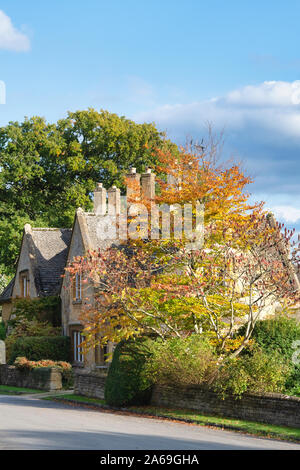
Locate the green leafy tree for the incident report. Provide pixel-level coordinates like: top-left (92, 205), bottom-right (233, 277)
top-left (0, 109), bottom-right (175, 275)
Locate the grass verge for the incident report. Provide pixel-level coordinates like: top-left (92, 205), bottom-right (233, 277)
top-left (0, 384), bottom-right (41, 395)
top-left (44, 394), bottom-right (300, 443)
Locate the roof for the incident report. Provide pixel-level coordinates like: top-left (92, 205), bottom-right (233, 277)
top-left (0, 227), bottom-right (72, 302)
top-left (29, 228), bottom-right (72, 296)
top-left (84, 213), bottom-right (116, 251)
top-left (0, 278), bottom-right (15, 303)
top-left (74, 208), bottom-right (118, 253)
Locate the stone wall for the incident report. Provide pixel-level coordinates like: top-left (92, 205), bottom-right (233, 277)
top-left (151, 384), bottom-right (300, 429)
top-left (0, 365), bottom-right (62, 391)
top-left (74, 369), bottom-right (107, 399)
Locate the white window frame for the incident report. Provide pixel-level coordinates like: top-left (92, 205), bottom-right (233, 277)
top-left (73, 331), bottom-right (84, 363)
top-left (20, 273), bottom-right (30, 298)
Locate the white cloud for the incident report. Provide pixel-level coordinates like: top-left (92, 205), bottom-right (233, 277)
top-left (136, 80), bottom-right (300, 218)
top-left (271, 205), bottom-right (300, 223)
top-left (225, 80), bottom-right (300, 107)
top-left (136, 80), bottom-right (300, 140)
top-left (0, 10), bottom-right (30, 51)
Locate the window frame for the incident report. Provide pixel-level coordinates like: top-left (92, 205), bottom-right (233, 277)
top-left (19, 270), bottom-right (30, 298)
top-left (71, 329), bottom-right (84, 364)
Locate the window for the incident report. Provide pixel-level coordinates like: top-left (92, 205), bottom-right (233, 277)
top-left (95, 338), bottom-right (109, 366)
top-left (73, 330), bottom-right (84, 363)
top-left (73, 273), bottom-right (82, 301)
top-left (20, 271), bottom-right (30, 298)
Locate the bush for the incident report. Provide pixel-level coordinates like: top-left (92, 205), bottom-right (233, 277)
top-left (105, 336), bottom-right (154, 407)
top-left (0, 320), bottom-right (6, 340)
top-left (10, 296), bottom-right (61, 327)
top-left (146, 335), bottom-right (218, 386)
top-left (14, 356), bottom-right (74, 389)
top-left (146, 336), bottom-right (288, 399)
top-left (238, 315), bottom-right (300, 396)
top-left (8, 336), bottom-right (71, 364)
top-left (285, 365), bottom-right (300, 397)
top-left (241, 315), bottom-right (300, 360)
top-left (5, 316), bottom-right (61, 362)
top-left (213, 347), bottom-right (289, 398)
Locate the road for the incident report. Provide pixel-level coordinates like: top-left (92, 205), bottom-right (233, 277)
top-left (0, 394), bottom-right (299, 450)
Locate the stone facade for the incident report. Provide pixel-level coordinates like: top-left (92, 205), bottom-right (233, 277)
top-left (0, 364), bottom-right (62, 391)
top-left (151, 384), bottom-right (300, 429)
top-left (74, 369), bottom-right (107, 399)
top-left (0, 225), bottom-right (71, 324)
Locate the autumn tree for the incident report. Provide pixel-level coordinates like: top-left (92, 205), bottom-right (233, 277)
top-left (65, 144), bottom-right (300, 357)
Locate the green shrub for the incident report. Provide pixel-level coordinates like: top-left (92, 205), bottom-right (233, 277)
top-left (242, 315), bottom-right (300, 360)
top-left (238, 315), bottom-right (300, 395)
top-left (213, 347), bottom-right (289, 398)
top-left (5, 316), bottom-right (61, 362)
top-left (146, 336), bottom-right (288, 399)
top-left (0, 320), bottom-right (6, 340)
top-left (146, 335), bottom-right (218, 386)
top-left (105, 336), bottom-right (154, 407)
top-left (285, 365), bottom-right (300, 397)
top-left (8, 336), bottom-right (71, 364)
top-left (10, 296), bottom-right (61, 327)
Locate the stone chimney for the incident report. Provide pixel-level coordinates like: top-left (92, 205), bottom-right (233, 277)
top-left (126, 168), bottom-right (141, 203)
top-left (94, 183), bottom-right (107, 215)
top-left (107, 185), bottom-right (121, 215)
top-left (141, 168), bottom-right (155, 201)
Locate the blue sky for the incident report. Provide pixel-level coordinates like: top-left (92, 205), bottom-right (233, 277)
top-left (0, 1), bottom-right (299, 233)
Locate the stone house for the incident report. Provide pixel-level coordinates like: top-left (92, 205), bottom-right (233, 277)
top-left (60, 168), bottom-right (154, 369)
top-left (0, 225), bottom-right (71, 323)
top-left (0, 168), bottom-right (153, 369)
top-left (1, 168), bottom-right (299, 369)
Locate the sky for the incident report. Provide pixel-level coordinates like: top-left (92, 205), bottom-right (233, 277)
top-left (0, 0), bottom-right (299, 234)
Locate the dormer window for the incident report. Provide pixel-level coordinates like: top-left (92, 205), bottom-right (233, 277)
top-left (20, 271), bottom-right (30, 298)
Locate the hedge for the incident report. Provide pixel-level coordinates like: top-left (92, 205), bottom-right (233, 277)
top-left (8, 336), bottom-right (71, 364)
top-left (238, 315), bottom-right (300, 396)
top-left (105, 336), bottom-right (154, 407)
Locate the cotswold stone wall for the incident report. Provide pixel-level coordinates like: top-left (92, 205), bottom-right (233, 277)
top-left (151, 384), bottom-right (300, 429)
top-left (74, 369), bottom-right (107, 399)
top-left (0, 365), bottom-right (62, 391)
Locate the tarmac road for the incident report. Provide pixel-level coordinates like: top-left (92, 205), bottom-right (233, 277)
top-left (0, 394), bottom-right (299, 450)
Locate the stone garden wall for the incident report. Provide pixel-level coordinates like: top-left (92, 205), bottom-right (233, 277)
top-left (74, 369), bottom-right (107, 399)
top-left (0, 364), bottom-right (62, 391)
top-left (151, 384), bottom-right (300, 429)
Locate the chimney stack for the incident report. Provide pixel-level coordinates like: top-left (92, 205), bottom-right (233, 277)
top-left (141, 168), bottom-right (155, 201)
top-left (107, 185), bottom-right (121, 215)
top-left (126, 168), bottom-right (141, 203)
top-left (94, 183), bottom-right (107, 215)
